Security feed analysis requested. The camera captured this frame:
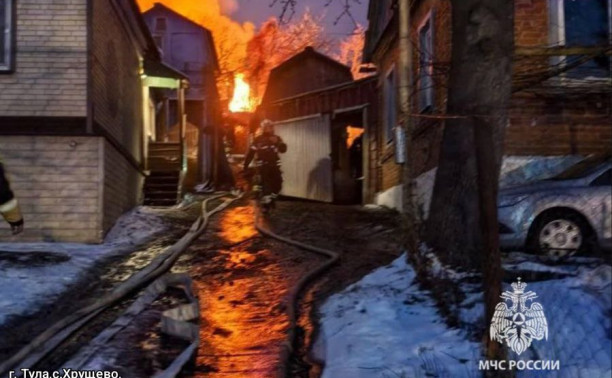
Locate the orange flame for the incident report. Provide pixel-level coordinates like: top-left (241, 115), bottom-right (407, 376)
top-left (229, 73), bottom-right (255, 113)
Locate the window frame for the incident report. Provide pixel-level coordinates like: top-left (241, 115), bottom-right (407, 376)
top-left (383, 65), bottom-right (397, 144)
top-left (0, 0), bottom-right (16, 73)
top-left (417, 12), bottom-right (434, 113)
top-left (548, 0), bottom-right (612, 79)
top-left (155, 17), bottom-right (167, 32)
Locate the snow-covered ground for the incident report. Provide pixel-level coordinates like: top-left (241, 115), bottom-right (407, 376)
top-left (314, 252), bottom-right (612, 377)
top-left (313, 254), bottom-right (482, 377)
top-left (502, 253), bottom-right (612, 378)
top-left (0, 207), bottom-right (170, 327)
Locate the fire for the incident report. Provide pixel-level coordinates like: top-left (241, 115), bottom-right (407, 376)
top-left (229, 73), bottom-right (255, 113)
top-left (136, 0), bottom-right (254, 102)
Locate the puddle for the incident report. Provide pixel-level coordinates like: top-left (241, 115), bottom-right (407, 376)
top-left (176, 204), bottom-right (323, 377)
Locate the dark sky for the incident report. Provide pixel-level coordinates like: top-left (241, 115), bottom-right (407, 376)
top-left (232, 0), bottom-right (369, 37)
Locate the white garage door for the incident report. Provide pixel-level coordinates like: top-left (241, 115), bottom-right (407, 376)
top-left (275, 114), bottom-right (332, 202)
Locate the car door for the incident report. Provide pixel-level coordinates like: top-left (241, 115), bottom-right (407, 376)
top-left (589, 168), bottom-right (612, 248)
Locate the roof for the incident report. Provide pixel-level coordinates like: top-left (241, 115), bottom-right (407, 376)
top-left (126, 0), bottom-right (162, 61)
top-left (143, 2), bottom-right (219, 70)
top-left (270, 46), bottom-right (352, 76)
top-left (143, 60), bottom-right (188, 80)
top-left (262, 47), bottom-right (354, 103)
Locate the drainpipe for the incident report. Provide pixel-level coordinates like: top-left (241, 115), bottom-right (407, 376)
top-left (398, 0), bottom-right (418, 247)
top-left (178, 80), bottom-right (187, 172)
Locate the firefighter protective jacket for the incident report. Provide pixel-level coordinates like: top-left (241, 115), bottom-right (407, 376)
top-left (0, 161), bottom-right (23, 228)
top-left (244, 134), bottom-right (287, 169)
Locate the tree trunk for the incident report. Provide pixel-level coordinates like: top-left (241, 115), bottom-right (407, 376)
top-left (425, 0), bottom-right (513, 270)
top-left (424, 0), bottom-right (514, 363)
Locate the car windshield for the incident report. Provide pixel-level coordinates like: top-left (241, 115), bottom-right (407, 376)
top-left (549, 155), bottom-right (611, 180)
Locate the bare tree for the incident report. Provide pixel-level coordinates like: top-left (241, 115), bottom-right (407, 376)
top-left (270, 0), bottom-right (362, 25)
top-left (245, 10), bottom-right (335, 99)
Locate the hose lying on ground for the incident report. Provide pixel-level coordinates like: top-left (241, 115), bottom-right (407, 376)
top-left (63, 273), bottom-right (200, 378)
top-left (253, 207), bottom-right (340, 378)
top-left (0, 192), bottom-right (241, 376)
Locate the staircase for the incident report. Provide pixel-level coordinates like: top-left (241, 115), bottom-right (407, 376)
top-left (144, 142), bottom-right (183, 206)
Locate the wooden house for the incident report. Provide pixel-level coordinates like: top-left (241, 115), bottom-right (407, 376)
top-left (262, 46), bottom-right (353, 103)
top-left (261, 47), bottom-right (374, 204)
top-left (142, 3), bottom-right (222, 191)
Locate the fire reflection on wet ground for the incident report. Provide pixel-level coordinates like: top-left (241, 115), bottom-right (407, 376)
top-left (183, 204), bottom-right (323, 377)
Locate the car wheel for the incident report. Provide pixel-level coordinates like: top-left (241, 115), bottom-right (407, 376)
top-left (529, 211), bottom-right (592, 258)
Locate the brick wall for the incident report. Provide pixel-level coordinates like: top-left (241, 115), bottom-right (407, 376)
top-left (368, 0), bottom-right (610, 202)
top-left (370, 0), bottom-right (451, 196)
top-left (0, 0), bottom-right (87, 117)
top-left (507, 93), bottom-right (612, 155)
top-left (410, 0), bottom-right (450, 177)
top-left (0, 136), bottom-right (104, 243)
top-left (376, 37), bottom-right (402, 193)
top-left (91, 0), bottom-right (144, 162)
top-left (515, 0), bottom-right (548, 46)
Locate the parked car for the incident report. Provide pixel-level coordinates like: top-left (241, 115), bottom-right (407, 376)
top-left (498, 156), bottom-right (612, 258)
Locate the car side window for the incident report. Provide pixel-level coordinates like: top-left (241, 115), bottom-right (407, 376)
top-left (590, 169), bottom-right (612, 186)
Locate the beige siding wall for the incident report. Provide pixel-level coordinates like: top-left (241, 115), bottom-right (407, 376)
top-left (0, 0), bottom-right (87, 116)
top-left (92, 0), bottom-right (144, 162)
top-left (92, 0), bottom-right (146, 235)
top-left (0, 136), bottom-right (103, 243)
top-left (102, 140), bottom-right (143, 234)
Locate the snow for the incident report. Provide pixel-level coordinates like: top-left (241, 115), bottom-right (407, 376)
top-left (313, 254), bottom-right (481, 377)
top-left (0, 207), bottom-right (170, 327)
top-left (315, 252), bottom-right (612, 377)
top-left (374, 184), bottom-right (404, 212)
top-left (504, 261), bottom-right (612, 378)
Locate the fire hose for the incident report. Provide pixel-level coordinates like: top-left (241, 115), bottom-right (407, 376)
top-left (253, 205), bottom-right (340, 378)
top-left (0, 192), bottom-right (242, 377)
top-left (1, 191), bottom-right (339, 377)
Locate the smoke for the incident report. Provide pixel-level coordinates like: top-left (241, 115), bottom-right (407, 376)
top-left (219, 0), bottom-right (239, 15)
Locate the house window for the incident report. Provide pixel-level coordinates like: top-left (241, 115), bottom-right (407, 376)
top-left (155, 17), bottom-right (167, 32)
top-left (418, 16), bottom-right (434, 112)
top-left (383, 67), bottom-right (397, 143)
top-left (549, 0), bottom-right (611, 78)
top-left (0, 0), bottom-right (15, 72)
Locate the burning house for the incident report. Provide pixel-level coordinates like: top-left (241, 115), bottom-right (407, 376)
top-left (142, 3), bottom-right (222, 192)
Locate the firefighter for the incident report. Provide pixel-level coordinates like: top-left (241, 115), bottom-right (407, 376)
top-left (0, 161), bottom-right (24, 235)
top-left (243, 119), bottom-right (287, 206)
